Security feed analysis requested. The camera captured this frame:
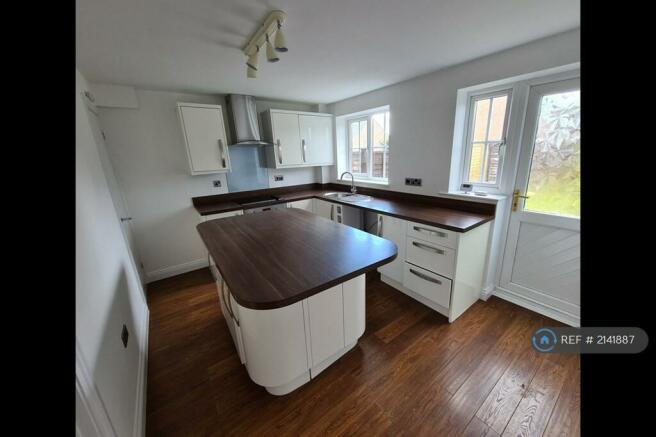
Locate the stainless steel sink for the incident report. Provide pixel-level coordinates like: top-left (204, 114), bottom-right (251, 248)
top-left (323, 192), bottom-right (373, 202)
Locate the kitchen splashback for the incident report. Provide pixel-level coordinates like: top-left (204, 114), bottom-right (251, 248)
top-left (226, 144), bottom-right (269, 192)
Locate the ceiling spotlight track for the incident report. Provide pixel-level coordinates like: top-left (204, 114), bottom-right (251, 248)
top-left (243, 10), bottom-right (288, 78)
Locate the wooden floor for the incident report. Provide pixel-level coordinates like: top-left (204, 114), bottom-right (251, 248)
top-left (146, 269), bottom-right (579, 436)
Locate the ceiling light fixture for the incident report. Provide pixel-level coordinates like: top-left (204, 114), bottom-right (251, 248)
top-left (274, 20), bottom-right (287, 52)
top-left (265, 34), bottom-right (279, 62)
top-left (242, 10), bottom-right (287, 78)
top-left (246, 45), bottom-right (259, 71)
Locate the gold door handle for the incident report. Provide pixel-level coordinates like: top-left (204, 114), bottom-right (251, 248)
top-left (512, 189), bottom-right (530, 212)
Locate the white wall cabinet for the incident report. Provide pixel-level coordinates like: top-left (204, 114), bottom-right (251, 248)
top-left (376, 214), bottom-right (406, 284)
top-left (177, 103), bottom-right (231, 175)
top-left (263, 109), bottom-right (334, 168)
top-left (299, 114), bottom-right (334, 165)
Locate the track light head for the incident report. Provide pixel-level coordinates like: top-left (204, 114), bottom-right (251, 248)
top-left (266, 34), bottom-right (279, 62)
top-left (246, 45), bottom-right (259, 71)
top-left (274, 20), bottom-right (288, 52)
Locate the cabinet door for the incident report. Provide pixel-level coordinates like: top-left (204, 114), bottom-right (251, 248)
top-left (178, 105), bottom-right (231, 174)
top-left (271, 112), bottom-right (303, 166)
top-left (307, 285), bottom-right (344, 366)
top-left (313, 199), bottom-right (335, 220)
top-left (377, 214), bottom-right (406, 283)
top-left (299, 115), bottom-right (334, 165)
top-left (287, 199), bottom-right (313, 212)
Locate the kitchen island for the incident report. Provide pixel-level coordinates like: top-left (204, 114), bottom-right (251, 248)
top-left (197, 208), bottom-right (397, 395)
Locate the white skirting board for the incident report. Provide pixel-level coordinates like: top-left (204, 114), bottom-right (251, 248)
top-left (145, 258), bottom-right (208, 283)
top-left (492, 286), bottom-right (580, 327)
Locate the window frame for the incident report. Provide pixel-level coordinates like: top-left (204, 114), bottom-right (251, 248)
top-left (346, 110), bottom-right (390, 183)
top-left (461, 89), bottom-right (513, 189)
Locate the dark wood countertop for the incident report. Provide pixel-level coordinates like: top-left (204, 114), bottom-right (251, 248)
top-left (193, 183), bottom-right (495, 233)
top-left (197, 208), bottom-right (397, 310)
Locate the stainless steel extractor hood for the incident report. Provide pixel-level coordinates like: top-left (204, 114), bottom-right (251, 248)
top-left (225, 94), bottom-right (270, 146)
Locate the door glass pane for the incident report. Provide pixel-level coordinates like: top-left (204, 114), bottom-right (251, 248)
top-left (524, 90), bottom-right (580, 218)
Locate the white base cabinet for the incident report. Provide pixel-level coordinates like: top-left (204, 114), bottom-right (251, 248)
top-left (313, 198), bottom-right (334, 220)
top-left (220, 274), bottom-right (366, 395)
top-left (377, 216), bottom-right (491, 323)
top-left (287, 199), bottom-right (313, 212)
top-left (376, 214), bottom-right (406, 283)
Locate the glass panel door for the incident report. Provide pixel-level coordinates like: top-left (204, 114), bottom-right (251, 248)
top-left (524, 90), bottom-right (581, 217)
top-left (498, 76), bottom-right (581, 327)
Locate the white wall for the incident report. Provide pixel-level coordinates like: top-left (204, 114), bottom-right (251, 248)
top-left (96, 89), bottom-right (320, 282)
top-left (327, 29), bottom-right (580, 195)
top-left (76, 69), bottom-right (148, 437)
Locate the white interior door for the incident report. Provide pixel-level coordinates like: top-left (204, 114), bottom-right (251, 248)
top-left (85, 104), bottom-right (146, 285)
top-left (498, 78), bottom-right (580, 326)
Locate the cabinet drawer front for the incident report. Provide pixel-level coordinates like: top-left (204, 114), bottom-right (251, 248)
top-left (402, 263), bottom-right (452, 309)
top-left (406, 221), bottom-right (457, 249)
top-left (406, 237), bottom-right (455, 278)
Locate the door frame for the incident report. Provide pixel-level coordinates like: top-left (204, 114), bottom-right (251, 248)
top-left (495, 75), bottom-right (581, 326)
top-left (84, 103), bottom-right (146, 286)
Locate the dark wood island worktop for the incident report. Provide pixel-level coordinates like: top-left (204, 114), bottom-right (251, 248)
top-left (197, 208), bottom-right (397, 310)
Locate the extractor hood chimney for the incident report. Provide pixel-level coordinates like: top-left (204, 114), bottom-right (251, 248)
top-left (225, 94), bottom-right (269, 146)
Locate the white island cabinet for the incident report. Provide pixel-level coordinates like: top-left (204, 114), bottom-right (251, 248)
top-left (224, 274), bottom-right (366, 395)
top-left (196, 209), bottom-right (394, 396)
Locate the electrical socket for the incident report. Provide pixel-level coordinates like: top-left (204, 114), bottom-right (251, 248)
top-left (274, 175), bottom-right (284, 181)
top-left (405, 177), bottom-right (422, 186)
top-left (212, 180), bottom-right (222, 187)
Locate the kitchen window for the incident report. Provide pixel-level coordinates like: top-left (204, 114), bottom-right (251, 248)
top-left (347, 110), bottom-right (390, 182)
top-left (462, 90), bottom-right (511, 186)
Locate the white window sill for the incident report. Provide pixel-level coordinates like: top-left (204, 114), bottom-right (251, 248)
top-left (440, 191), bottom-right (507, 204)
top-left (334, 178), bottom-right (389, 187)
top-left (354, 178), bottom-right (389, 186)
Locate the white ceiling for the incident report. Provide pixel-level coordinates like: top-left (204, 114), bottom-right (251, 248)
top-left (76, 0), bottom-right (580, 104)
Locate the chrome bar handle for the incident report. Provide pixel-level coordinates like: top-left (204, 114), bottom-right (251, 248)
top-left (409, 268), bottom-right (442, 285)
top-left (218, 139), bottom-right (226, 168)
top-left (301, 139), bottom-right (307, 162)
top-left (330, 204), bottom-right (334, 221)
top-left (412, 241), bottom-right (445, 255)
top-left (413, 226), bottom-right (447, 238)
top-left (222, 281), bottom-right (239, 326)
top-left (277, 139), bottom-right (283, 164)
top-left (377, 215), bottom-right (383, 236)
